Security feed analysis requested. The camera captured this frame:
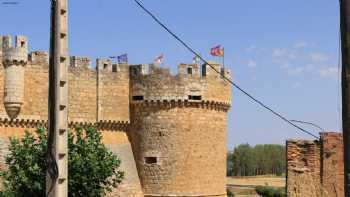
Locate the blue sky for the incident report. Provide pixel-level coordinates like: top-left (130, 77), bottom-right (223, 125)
top-left (0, 0), bottom-right (341, 149)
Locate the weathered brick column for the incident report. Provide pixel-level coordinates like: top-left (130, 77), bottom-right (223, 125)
top-left (287, 132), bottom-right (344, 197)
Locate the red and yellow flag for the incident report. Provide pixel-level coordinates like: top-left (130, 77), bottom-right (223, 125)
top-left (210, 45), bottom-right (224, 57)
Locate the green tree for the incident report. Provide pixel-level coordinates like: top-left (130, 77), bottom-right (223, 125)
top-left (227, 152), bottom-right (234, 176)
top-left (0, 127), bottom-right (124, 197)
top-left (229, 143), bottom-right (286, 176)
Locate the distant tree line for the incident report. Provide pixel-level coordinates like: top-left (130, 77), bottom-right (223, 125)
top-left (227, 144), bottom-right (286, 177)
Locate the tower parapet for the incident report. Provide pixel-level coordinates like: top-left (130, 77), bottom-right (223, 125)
top-left (2, 35), bottom-right (28, 66)
top-left (130, 63), bottom-right (231, 108)
top-left (2, 35), bottom-right (28, 119)
top-left (129, 62), bottom-right (231, 197)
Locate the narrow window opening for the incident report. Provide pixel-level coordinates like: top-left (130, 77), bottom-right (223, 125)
top-left (145, 157), bottom-right (157, 164)
top-left (103, 63), bottom-right (108, 69)
top-left (220, 68), bottom-right (225, 78)
top-left (202, 65), bottom-right (207, 76)
top-left (130, 67), bottom-right (139, 77)
top-left (188, 95), bottom-right (202, 100)
top-left (112, 65), bottom-right (117, 72)
top-left (187, 67), bottom-right (193, 75)
top-left (21, 41), bottom-right (25, 47)
top-left (132, 95), bottom-right (144, 101)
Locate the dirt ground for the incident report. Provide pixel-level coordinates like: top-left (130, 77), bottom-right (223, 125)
top-left (226, 176), bottom-right (286, 196)
top-left (227, 176), bottom-right (286, 187)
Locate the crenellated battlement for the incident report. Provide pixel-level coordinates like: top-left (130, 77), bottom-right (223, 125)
top-left (130, 62), bottom-right (231, 79)
top-left (1, 35), bottom-right (28, 67)
top-left (29, 51), bottom-right (48, 64)
top-left (70, 56), bottom-right (91, 69)
top-left (0, 35), bottom-right (232, 197)
top-left (130, 63), bottom-right (232, 110)
top-left (0, 35), bottom-right (232, 121)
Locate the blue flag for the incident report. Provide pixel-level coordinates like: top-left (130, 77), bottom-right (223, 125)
top-left (118, 54), bottom-right (128, 64)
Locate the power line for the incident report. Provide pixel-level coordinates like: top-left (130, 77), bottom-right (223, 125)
top-left (289, 120), bottom-right (325, 133)
top-left (133, 0), bottom-right (319, 140)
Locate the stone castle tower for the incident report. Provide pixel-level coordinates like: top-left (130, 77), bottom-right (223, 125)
top-left (0, 35), bottom-right (232, 197)
top-left (128, 63), bottom-right (231, 196)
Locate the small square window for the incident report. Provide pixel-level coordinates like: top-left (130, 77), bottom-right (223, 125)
top-left (104, 63), bottom-right (108, 69)
top-left (187, 67), bottom-right (193, 75)
top-left (188, 95), bottom-right (202, 100)
top-left (145, 157), bottom-right (157, 164)
top-left (112, 65), bottom-right (117, 72)
top-left (21, 41), bottom-right (25, 47)
top-left (132, 96), bottom-right (144, 101)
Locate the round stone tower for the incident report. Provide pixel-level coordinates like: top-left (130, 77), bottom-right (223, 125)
top-left (129, 62), bottom-right (231, 197)
top-left (2, 35), bottom-right (28, 119)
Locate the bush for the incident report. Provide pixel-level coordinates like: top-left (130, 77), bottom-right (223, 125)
top-left (255, 186), bottom-right (286, 197)
top-left (227, 189), bottom-right (234, 197)
top-left (0, 127), bottom-right (124, 197)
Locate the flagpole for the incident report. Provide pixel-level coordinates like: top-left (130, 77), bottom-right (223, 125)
top-left (222, 47), bottom-right (225, 71)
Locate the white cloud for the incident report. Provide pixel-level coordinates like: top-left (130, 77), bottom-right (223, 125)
top-left (272, 48), bottom-right (297, 60)
top-left (247, 59), bottom-right (257, 68)
top-left (318, 67), bottom-right (338, 79)
top-left (246, 45), bottom-right (257, 52)
top-left (310, 52), bottom-right (330, 62)
top-left (287, 67), bottom-right (305, 75)
top-left (294, 41), bottom-right (308, 49)
top-left (272, 48), bottom-right (287, 57)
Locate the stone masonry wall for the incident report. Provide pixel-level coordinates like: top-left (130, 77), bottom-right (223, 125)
top-left (0, 35), bottom-right (141, 197)
top-left (97, 64), bottom-right (129, 123)
top-left (129, 105), bottom-right (228, 197)
top-left (0, 53), bottom-right (130, 124)
top-left (287, 132), bottom-right (344, 197)
top-left (129, 63), bottom-right (231, 197)
top-left (0, 35), bottom-right (232, 197)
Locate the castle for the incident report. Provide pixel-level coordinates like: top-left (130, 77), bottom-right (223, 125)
top-left (0, 35), bottom-right (232, 197)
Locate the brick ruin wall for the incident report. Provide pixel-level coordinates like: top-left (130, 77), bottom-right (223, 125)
top-left (128, 64), bottom-right (231, 196)
top-left (287, 132), bottom-right (344, 197)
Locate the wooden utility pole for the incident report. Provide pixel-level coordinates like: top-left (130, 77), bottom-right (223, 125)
top-left (340, 0), bottom-right (350, 196)
top-left (46, 0), bottom-right (69, 196)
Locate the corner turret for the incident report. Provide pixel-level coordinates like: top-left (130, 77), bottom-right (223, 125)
top-left (2, 35), bottom-right (28, 119)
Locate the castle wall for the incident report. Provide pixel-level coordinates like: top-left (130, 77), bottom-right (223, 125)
top-left (286, 132), bottom-right (344, 197)
top-left (129, 64), bottom-right (231, 197)
top-left (129, 106), bottom-right (228, 197)
top-left (107, 142), bottom-right (144, 197)
top-left (0, 35), bottom-right (142, 197)
top-left (0, 35), bottom-right (233, 197)
top-left (97, 63), bottom-right (130, 123)
top-left (68, 66), bottom-right (97, 123)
